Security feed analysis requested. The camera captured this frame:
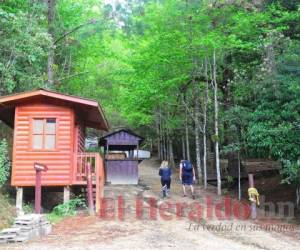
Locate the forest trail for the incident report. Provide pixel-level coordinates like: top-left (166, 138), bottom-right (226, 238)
top-left (3, 158), bottom-right (300, 250)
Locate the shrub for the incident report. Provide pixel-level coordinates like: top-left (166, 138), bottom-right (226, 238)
top-left (23, 202), bottom-right (34, 214)
top-left (0, 139), bottom-right (11, 187)
top-left (52, 197), bottom-right (86, 217)
top-left (47, 196), bottom-right (86, 224)
top-left (281, 160), bottom-right (300, 186)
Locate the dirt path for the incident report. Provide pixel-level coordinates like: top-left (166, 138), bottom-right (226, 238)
top-left (3, 158), bottom-right (300, 250)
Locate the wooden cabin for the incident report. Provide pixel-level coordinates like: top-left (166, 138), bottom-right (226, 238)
top-left (99, 129), bottom-right (143, 185)
top-left (0, 89), bottom-right (109, 213)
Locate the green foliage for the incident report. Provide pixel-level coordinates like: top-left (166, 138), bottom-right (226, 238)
top-left (222, 143), bottom-right (241, 154)
top-left (52, 197), bottom-right (86, 217)
top-left (227, 175), bottom-right (234, 184)
top-left (47, 197), bottom-right (86, 224)
top-left (0, 192), bottom-right (15, 229)
top-left (0, 139), bottom-right (10, 187)
top-left (23, 202), bottom-right (34, 214)
top-left (281, 160), bottom-right (300, 186)
top-left (0, 2), bottom-right (51, 94)
top-left (247, 40), bottom-right (300, 162)
top-left (57, 0), bottom-right (300, 185)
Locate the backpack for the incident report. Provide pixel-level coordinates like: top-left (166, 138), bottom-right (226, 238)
top-left (182, 160), bottom-right (192, 171)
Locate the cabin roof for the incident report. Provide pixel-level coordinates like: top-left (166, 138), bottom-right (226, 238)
top-left (99, 129), bottom-right (143, 150)
top-left (100, 129), bottom-right (143, 141)
top-left (244, 159), bottom-right (281, 174)
top-left (0, 88), bottom-right (109, 131)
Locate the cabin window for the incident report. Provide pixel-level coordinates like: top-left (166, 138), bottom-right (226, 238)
top-left (33, 118), bottom-right (56, 150)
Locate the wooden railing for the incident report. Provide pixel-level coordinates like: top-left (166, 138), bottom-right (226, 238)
top-left (75, 153), bottom-right (98, 183)
top-left (74, 152), bottom-right (105, 212)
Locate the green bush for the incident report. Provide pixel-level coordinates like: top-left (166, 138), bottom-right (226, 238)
top-left (47, 196), bottom-right (86, 224)
top-left (0, 139), bottom-right (10, 187)
top-left (52, 197), bottom-right (86, 217)
top-left (227, 175), bottom-right (234, 184)
top-left (0, 193), bottom-right (15, 229)
top-left (281, 160), bottom-right (300, 186)
top-left (23, 202), bottom-right (34, 214)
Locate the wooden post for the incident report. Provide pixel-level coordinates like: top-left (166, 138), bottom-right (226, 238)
top-left (150, 138), bottom-right (153, 153)
top-left (86, 162), bottom-right (95, 215)
top-left (238, 152), bottom-right (241, 201)
top-left (34, 163), bottom-right (48, 214)
top-left (248, 174), bottom-right (257, 219)
top-left (35, 170), bottom-right (42, 214)
top-left (63, 186), bottom-right (70, 204)
top-left (16, 187), bottom-right (24, 216)
top-left (95, 154), bottom-right (100, 214)
top-left (106, 144), bottom-right (109, 156)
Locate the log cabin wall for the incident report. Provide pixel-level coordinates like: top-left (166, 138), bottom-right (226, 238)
top-left (11, 103), bottom-right (75, 186)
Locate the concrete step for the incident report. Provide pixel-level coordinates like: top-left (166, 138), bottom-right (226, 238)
top-left (0, 214), bottom-right (52, 245)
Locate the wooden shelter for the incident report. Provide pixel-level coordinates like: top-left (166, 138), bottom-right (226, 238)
top-left (99, 129), bottom-right (143, 185)
top-left (205, 152), bottom-right (281, 181)
top-left (0, 89), bottom-right (109, 213)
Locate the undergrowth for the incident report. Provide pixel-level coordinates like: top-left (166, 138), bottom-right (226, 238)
top-left (47, 196), bottom-right (86, 224)
top-left (0, 191), bottom-right (15, 229)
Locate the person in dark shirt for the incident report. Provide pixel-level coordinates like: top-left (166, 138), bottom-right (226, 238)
top-left (159, 161), bottom-right (172, 198)
top-left (179, 159), bottom-right (196, 199)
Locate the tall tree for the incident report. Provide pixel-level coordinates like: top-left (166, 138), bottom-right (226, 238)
top-left (194, 81), bottom-right (203, 184)
top-left (212, 49), bottom-right (221, 195)
top-left (45, 0), bottom-right (56, 86)
top-left (203, 57), bottom-right (209, 189)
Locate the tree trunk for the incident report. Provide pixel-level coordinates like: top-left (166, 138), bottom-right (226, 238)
top-left (238, 151), bottom-right (241, 200)
top-left (203, 130), bottom-right (207, 189)
top-left (182, 136), bottom-right (186, 160)
top-left (156, 113), bottom-right (161, 160)
top-left (203, 57), bottom-right (209, 189)
top-left (159, 109), bottom-right (164, 160)
top-left (185, 101), bottom-right (191, 161)
top-left (213, 49), bottom-right (221, 196)
top-left (169, 138), bottom-right (175, 167)
top-left (161, 137), bottom-right (164, 160)
top-left (162, 123), bottom-right (166, 160)
top-left (47, 48), bottom-right (55, 86)
top-left (45, 0), bottom-right (56, 86)
top-left (194, 82), bottom-right (202, 185)
top-left (296, 186), bottom-right (300, 209)
top-left (161, 115), bottom-right (167, 161)
top-left (166, 131), bottom-right (169, 161)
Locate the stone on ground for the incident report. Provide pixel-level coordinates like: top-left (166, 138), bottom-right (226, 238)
top-left (0, 214), bottom-right (52, 244)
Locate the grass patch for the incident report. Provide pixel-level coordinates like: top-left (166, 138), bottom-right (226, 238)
top-left (0, 191), bottom-right (16, 229)
top-left (47, 196), bottom-right (86, 224)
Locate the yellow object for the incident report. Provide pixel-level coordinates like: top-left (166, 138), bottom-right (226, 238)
top-left (248, 187), bottom-right (260, 206)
